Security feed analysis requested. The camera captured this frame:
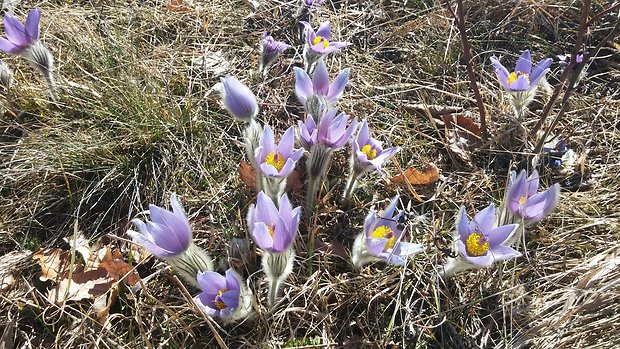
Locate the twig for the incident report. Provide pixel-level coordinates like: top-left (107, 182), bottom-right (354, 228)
top-left (444, 0), bottom-right (489, 140)
top-left (586, 2), bottom-right (620, 26)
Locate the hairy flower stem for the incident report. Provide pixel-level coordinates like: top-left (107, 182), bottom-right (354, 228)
top-left (305, 145), bottom-right (333, 214)
top-left (341, 170), bottom-right (362, 209)
top-left (263, 249), bottom-right (295, 308)
top-left (167, 243), bottom-right (214, 288)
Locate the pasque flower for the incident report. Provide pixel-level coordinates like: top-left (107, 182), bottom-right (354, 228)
top-left (303, 0), bottom-right (325, 6)
top-left (490, 50), bottom-right (552, 92)
top-left (220, 76), bottom-right (259, 122)
top-left (259, 33), bottom-right (290, 74)
top-left (455, 204), bottom-right (520, 268)
top-left (294, 60), bottom-right (350, 118)
top-left (352, 120), bottom-right (400, 174)
top-left (194, 269), bottom-right (253, 321)
top-left (300, 20), bottom-right (348, 72)
top-left (247, 192), bottom-right (301, 253)
top-left (129, 193), bottom-right (192, 258)
top-left (316, 108), bottom-right (358, 149)
top-left (255, 126), bottom-right (303, 178)
top-left (506, 169), bottom-right (560, 223)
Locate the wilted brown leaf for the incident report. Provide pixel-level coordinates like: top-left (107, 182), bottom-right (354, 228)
top-left (313, 238), bottom-right (348, 260)
top-left (166, 0), bottom-right (191, 12)
top-left (285, 169), bottom-right (303, 194)
top-left (63, 232), bottom-right (91, 263)
top-left (96, 248), bottom-right (140, 286)
top-left (47, 267), bottom-right (115, 304)
top-left (433, 114), bottom-right (482, 166)
top-left (390, 163), bottom-right (440, 185)
top-left (33, 248), bottom-right (71, 282)
top-left (239, 160), bottom-right (258, 191)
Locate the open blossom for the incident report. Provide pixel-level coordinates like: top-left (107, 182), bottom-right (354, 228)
top-left (260, 33), bottom-right (290, 73)
top-left (354, 195), bottom-right (424, 266)
top-left (316, 108), bottom-right (358, 149)
top-left (301, 21), bottom-right (348, 55)
top-left (128, 194), bottom-right (192, 258)
top-left (490, 50), bottom-right (552, 92)
top-left (247, 192), bottom-right (301, 253)
top-left (455, 204), bottom-right (520, 267)
top-left (353, 120), bottom-right (400, 173)
top-left (194, 269), bottom-right (241, 318)
top-left (220, 76), bottom-right (259, 121)
top-left (0, 9), bottom-right (40, 55)
top-left (294, 60), bottom-right (349, 116)
top-left (506, 169), bottom-right (560, 223)
top-left (255, 126), bottom-right (303, 178)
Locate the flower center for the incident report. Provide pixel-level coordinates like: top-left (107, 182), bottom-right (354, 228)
top-left (266, 224), bottom-right (275, 239)
top-left (265, 152), bottom-right (285, 172)
top-left (214, 289), bottom-right (228, 310)
top-left (361, 144), bottom-right (377, 160)
top-left (519, 196), bottom-right (527, 205)
top-left (507, 71), bottom-right (530, 86)
top-left (370, 225), bottom-right (396, 250)
top-left (312, 36), bottom-right (329, 49)
top-left (465, 232), bottom-right (489, 257)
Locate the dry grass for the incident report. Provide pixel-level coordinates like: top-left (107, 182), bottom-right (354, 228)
top-left (1, 0), bottom-right (619, 348)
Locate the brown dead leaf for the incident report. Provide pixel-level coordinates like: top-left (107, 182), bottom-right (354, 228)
top-left (313, 238), bottom-right (348, 260)
top-left (33, 248), bottom-right (71, 282)
top-left (390, 163), bottom-right (440, 185)
top-left (166, 0), bottom-right (191, 12)
top-left (285, 169), bottom-right (303, 194)
top-left (96, 248), bottom-right (140, 286)
top-left (63, 232), bottom-right (91, 263)
top-left (432, 114), bottom-right (482, 166)
top-left (239, 160), bottom-right (258, 191)
top-left (48, 267), bottom-right (115, 304)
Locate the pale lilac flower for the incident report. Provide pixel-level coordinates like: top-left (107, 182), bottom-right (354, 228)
top-left (303, 0), bottom-right (325, 6)
top-left (490, 50), bottom-right (553, 92)
top-left (0, 9), bottom-right (40, 55)
top-left (247, 192), bottom-right (301, 253)
top-left (357, 195), bottom-right (424, 265)
top-left (353, 120), bottom-right (400, 173)
top-left (260, 33), bottom-right (290, 74)
top-left (128, 194), bottom-right (192, 258)
top-left (255, 126), bottom-right (303, 178)
top-left (455, 204), bottom-right (520, 267)
top-left (294, 60), bottom-right (349, 116)
top-left (220, 76), bottom-right (259, 122)
top-left (506, 169), bottom-right (560, 223)
top-left (301, 21), bottom-right (348, 55)
top-left (194, 269), bottom-right (241, 318)
top-left (298, 116), bottom-right (318, 150)
top-left (317, 108), bottom-right (357, 149)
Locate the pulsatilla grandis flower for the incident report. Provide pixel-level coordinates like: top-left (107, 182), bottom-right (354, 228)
top-left (260, 33), bottom-right (290, 74)
top-left (294, 60), bottom-right (349, 118)
top-left (220, 76), bottom-right (259, 122)
top-left (490, 50), bottom-right (552, 92)
top-left (247, 192), bottom-right (301, 253)
top-left (301, 20), bottom-right (348, 56)
top-left (303, 0), bottom-right (325, 6)
top-left (298, 115), bottom-right (318, 150)
top-left (352, 119), bottom-right (400, 174)
top-left (352, 195), bottom-right (424, 267)
top-left (455, 204), bottom-right (520, 267)
top-left (316, 108), bottom-right (357, 149)
top-left (129, 193), bottom-right (192, 258)
top-left (255, 125), bottom-right (303, 178)
top-left (506, 169), bottom-right (560, 223)
top-left (194, 269), bottom-right (253, 321)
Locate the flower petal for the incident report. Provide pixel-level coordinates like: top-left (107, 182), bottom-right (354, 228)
top-left (489, 245), bottom-right (521, 262)
top-left (515, 50), bottom-right (532, 74)
top-left (316, 21), bottom-right (331, 40)
top-left (530, 58), bottom-right (553, 82)
top-left (312, 60), bottom-right (330, 96)
top-left (487, 223), bottom-right (518, 247)
top-left (252, 222), bottom-right (275, 250)
top-left (0, 37), bottom-right (22, 54)
top-left (471, 203), bottom-right (495, 234)
top-left (4, 13), bottom-right (27, 47)
top-left (490, 56), bottom-right (510, 89)
top-left (221, 76), bottom-right (258, 121)
top-left (294, 67), bottom-right (313, 105)
top-left (456, 206), bottom-right (470, 241)
top-left (24, 8), bottom-right (40, 43)
top-left (197, 271), bottom-right (227, 294)
top-left (326, 68), bottom-right (350, 102)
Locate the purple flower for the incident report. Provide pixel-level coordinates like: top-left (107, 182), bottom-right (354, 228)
top-left (193, 269), bottom-right (240, 318)
top-left (260, 33), bottom-right (290, 72)
top-left (220, 76), bottom-right (259, 122)
top-left (0, 9), bottom-right (40, 55)
top-left (294, 60), bottom-right (349, 114)
top-left (506, 169), bottom-right (560, 222)
top-left (317, 108), bottom-right (358, 149)
top-left (303, 0), bottom-right (325, 6)
top-left (363, 195), bottom-right (424, 265)
top-left (300, 21), bottom-right (348, 55)
top-left (455, 204), bottom-right (520, 267)
top-left (128, 194), bottom-right (192, 258)
top-left (298, 116), bottom-right (318, 150)
top-left (255, 125), bottom-right (304, 177)
top-left (490, 50), bottom-right (553, 92)
top-left (353, 120), bottom-right (400, 173)
top-left (248, 192), bottom-right (301, 253)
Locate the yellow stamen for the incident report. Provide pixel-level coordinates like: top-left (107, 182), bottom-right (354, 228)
top-left (519, 196), bottom-right (527, 205)
top-left (361, 144), bottom-right (377, 160)
top-left (265, 152), bottom-right (285, 172)
top-left (312, 36), bottom-right (329, 49)
top-left (465, 232), bottom-right (489, 257)
top-left (370, 225), bottom-right (396, 250)
top-left (507, 71), bottom-right (530, 86)
top-left (214, 289), bottom-right (228, 310)
top-left (267, 225), bottom-right (275, 239)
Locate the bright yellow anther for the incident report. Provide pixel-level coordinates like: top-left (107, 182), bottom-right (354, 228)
top-left (267, 225), bottom-right (275, 239)
top-left (370, 225), bottom-right (396, 251)
top-left (214, 289), bottom-right (228, 310)
top-left (507, 71), bottom-right (530, 86)
top-left (265, 152), bottom-right (285, 172)
top-left (465, 232), bottom-right (489, 257)
top-left (361, 144), bottom-right (377, 160)
top-left (312, 36), bottom-right (329, 49)
top-left (519, 196), bottom-right (527, 205)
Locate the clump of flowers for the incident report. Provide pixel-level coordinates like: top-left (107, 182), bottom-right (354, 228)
top-left (259, 33), bottom-right (290, 76)
top-left (247, 192), bottom-right (301, 306)
top-left (490, 50), bottom-right (552, 118)
top-left (352, 195), bottom-right (424, 268)
top-left (193, 269), bottom-right (253, 323)
top-left (342, 119), bottom-right (400, 205)
top-left (128, 194), bottom-right (213, 288)
top-left (441, 204), bottom-right (520, 277)
top-left (300, 20), bottom-right (348, 72)
top-left (294, 59), bottom-right (350, 120)
top-left (0, 9), bottom-right (56, 100)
